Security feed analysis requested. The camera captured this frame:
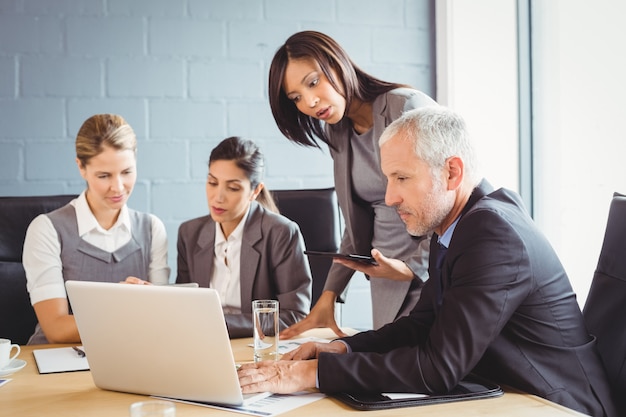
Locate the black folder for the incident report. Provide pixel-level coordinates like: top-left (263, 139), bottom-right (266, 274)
top-left (331, 374), bottom-right (503, 410)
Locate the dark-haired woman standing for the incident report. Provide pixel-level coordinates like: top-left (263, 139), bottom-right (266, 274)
top-left (269, 31), bottom-right (436, 338)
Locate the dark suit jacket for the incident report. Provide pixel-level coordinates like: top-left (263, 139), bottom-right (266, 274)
top-left (318, 180), bottom-right (617, 417)
top-left (176, 202), bottom-right (312, 338)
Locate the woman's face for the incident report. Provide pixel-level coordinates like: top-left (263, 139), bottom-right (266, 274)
top-left (206, 159), bottom-right (261, 231)
top-left (283, 57), bottom-right (346, 124)
top-left (78, 145), bottom-right (136, 216)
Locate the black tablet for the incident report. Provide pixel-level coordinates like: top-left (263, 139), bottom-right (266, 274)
top-left (331, 375), bottom-right (503, 410)
top-left (304, 250), bottom-right (378, 265)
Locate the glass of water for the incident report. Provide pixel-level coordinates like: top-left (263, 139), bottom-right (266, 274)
top-left (252, 299), bottom-right (279, 362)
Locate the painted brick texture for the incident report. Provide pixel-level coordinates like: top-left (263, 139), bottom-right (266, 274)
top-left (0, 0), bottom-right (434, 328)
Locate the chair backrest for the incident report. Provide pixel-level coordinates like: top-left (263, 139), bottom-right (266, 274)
top-left (582, 192), bottom-right (626, 414)
top-left (0, 194), bottom-right (77, 344)
top-left (271, 188), bottom-right (341, 306)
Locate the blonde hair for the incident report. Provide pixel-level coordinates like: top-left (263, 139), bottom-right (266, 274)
top-left (75, 114), bottom-right (137, 167)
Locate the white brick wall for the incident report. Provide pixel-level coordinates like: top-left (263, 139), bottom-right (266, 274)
top-left (0, 0), bottom-right (434, 329)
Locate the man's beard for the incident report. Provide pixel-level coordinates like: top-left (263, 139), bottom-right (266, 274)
top-left (402, 179), bottom-right (453, 237)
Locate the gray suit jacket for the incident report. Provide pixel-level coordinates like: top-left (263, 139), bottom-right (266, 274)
top-left (318, 181), bottom-right (617, 417)
top-left (176, 202), bottom-right (312, 338)
top-left (324, 88), bottom-right (436, 327)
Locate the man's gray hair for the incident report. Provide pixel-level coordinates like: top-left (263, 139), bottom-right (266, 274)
top-left (379, 105), bottom-right (481, 185)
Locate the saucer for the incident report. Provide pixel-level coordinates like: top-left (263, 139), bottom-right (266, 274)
top-left (0, 359), bottom-right (27, 377)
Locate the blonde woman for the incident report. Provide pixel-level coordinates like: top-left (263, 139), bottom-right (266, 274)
top-left (23, 114), bottom-right (170, 344)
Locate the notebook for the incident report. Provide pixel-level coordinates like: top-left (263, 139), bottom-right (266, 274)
top-left (65, 280), bottom-right (269, 406)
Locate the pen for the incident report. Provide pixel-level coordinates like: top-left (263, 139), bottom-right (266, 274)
top-left (72, 346), bottom-right (86, 358)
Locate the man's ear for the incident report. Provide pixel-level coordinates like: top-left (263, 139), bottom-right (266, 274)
top-left (446, 156), bottom-right (464, 190)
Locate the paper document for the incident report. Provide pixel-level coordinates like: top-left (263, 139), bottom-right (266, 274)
top-left (32, 346), bottom-right (90, 374)
top-left (158, 391), bottom-right (325, 417)
top-left (383, 393), bottom-right (429, 399)
top-left (246, 337), bottom-right (331, 355)
top-left (278, 336), bottom-right (331, 354)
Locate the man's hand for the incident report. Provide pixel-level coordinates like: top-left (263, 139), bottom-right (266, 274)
top-left (238, 341), bottom-right (348, 394)
top-left (238, 360), bottom-right (318, 394)
top-left (279, 291), bottom-right (347, 339)
top-left (333, 249), bottom-right (414, 281)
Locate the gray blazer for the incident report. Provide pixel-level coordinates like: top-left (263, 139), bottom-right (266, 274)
top-left (176, 201), bottom-right (312, 338)
top-left (324, 88), bottom-right (436, 327)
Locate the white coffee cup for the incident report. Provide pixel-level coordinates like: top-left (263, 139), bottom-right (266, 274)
top-left (0, 338), bottom-right (20, 369)
top-left (252, 299), bottom-right (279, 362)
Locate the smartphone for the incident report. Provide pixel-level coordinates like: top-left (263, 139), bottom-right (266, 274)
top-left (304, 250), bottom-right (378, 266)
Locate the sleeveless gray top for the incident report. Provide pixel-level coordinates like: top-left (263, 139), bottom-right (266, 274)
top-left (27, 204), bottom-right (152, 344)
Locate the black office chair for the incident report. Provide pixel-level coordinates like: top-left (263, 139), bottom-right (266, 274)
top-left (582, 192), bottom-right (626, 414)
top-left (0, 195), bottom-right (77, 344)
top-left (271, 188), bottom-right (341, 307)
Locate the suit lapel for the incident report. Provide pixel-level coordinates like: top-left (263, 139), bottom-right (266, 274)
top-left (193, 219), bottom-right (216, 288)
top-left (435, 179), bottom-right (492, 306)
top-left (240, 203), bottom-right (262, 312)
top-left (371, 94), bottom-right (389, 170)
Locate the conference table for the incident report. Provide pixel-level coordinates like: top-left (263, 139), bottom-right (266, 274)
top-left (2, 329), bottom-right (586, 417)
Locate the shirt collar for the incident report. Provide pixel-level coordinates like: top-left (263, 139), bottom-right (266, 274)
top-left (437, 216), bottom-right (461, 249)
top-left (73, 190), bottom-right (131, 236)
top-left (215, 204), bottom-right (250, 244)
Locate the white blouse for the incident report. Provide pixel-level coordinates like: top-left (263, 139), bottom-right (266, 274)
top-left (211, 206), bottom-right (250, 313)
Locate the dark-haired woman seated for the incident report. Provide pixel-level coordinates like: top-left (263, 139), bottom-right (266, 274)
top-left (176, 136), bottom-right (312, 338)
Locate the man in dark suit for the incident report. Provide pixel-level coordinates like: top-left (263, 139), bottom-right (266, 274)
top-left (238, 106), bottom-right (617, 416)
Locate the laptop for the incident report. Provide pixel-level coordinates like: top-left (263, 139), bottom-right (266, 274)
top-left (65, 280), bottom-right (269, 406)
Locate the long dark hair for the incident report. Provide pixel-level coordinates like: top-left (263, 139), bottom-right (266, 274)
top-left (268, 31), bottom-right (409, 150)
top-left (209, 137), bottom-right (278, 213)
